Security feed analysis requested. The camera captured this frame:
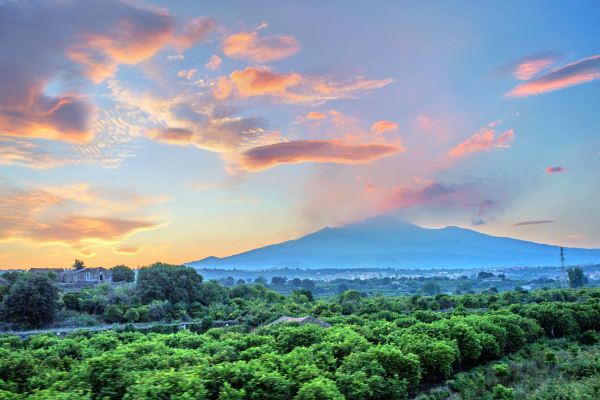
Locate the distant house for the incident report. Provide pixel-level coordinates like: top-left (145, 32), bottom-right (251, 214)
top-left (268, 315), bottom-right (331, 328)
top-left (59, 267), bottom-right (113, 284)
top-left (29, 268), bottom-right (65, 275)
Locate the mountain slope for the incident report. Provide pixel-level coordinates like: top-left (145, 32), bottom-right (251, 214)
top-left (187, 215), bottom-right (600, 270)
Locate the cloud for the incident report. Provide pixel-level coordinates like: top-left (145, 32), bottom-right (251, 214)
top-left (507, 54), bottom-right (600, 97)
top-left (448, 123), bottom-right (514, 158)
top-left (205, 54), bottom-right (223, 71)
top-left (382, 182), bottom-right (504, 226)
top-left (371, 120), bottom-right (398, 134)
top-left (0, 182), bottom-right (162, 254)
top-left (514, 220), bottom-right (554, 226)
top-left (216, 66), bottom-right (392, 105)
top-left (223, 31), bottom-right (301, 63)
top-left (171, 17), bottom-right (216, 51)
top-left (546, 166), bottom-right (565, 174)
top-left (29, 216), bottom-right (156, 246)
top-left (0, 0), bottom-right (214, 145)
top-left (146, 127), bottom-right (195, 145)
top-left (178, 69), bottom-right (198, 80)
top-left (501, 53), bottom-right (559, 81)
top-left (384, 182), bottom-right (457, 209)
top-left (305, 111), bottom-right (327, 120)
top-left (238, 140), bottom-right (404, 171)
top-left (115, 245), bottom-right (141, 255)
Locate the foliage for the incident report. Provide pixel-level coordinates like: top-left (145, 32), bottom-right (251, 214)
top-left (1, 273), bottom-right (60, 327)
top-left (111, 265), bottom-right (135, 283)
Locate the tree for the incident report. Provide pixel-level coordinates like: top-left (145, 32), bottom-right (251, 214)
top-left (73, 259), bottom-right (85, 270)
top-left (295, 377), bottom-right (344, 400)
top-left (111, 265), bottom-right (134, 283)
top-left (567, 267), bottom-right (588, 288)
top-left (422, 281), bottom-right (441, 296)
top-left (271, 276), bottom-right (287, 285)
top-left (1, 273), bottom-right (60, 327)
top-left (136, 263), bottom-right (203, 305)
top-left (301, 279), bottom-right (315, 290)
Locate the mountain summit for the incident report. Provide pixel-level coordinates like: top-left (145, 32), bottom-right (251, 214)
top-left (187, 215), bottom-right (600, 270)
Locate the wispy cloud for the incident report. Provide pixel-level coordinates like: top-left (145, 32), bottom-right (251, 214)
top-left (371, 120), bottom-right (398, 134)
top-left (507, 54), bottom-right (600, 97)
top-left (514, 220), bottom-right (554, 226)
top-left (223, 31), bottom-right (301, 63)
top-left (215, 66), bottom-right (392, 105)
top-left (237, 140), bottom-right (404, 171)
top-left (448, 122), bottom-right (514, 158)
top-left (0, 182), bottom-right (163, 255)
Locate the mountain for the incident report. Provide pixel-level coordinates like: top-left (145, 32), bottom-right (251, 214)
top-left (187, 215), bottom-right (600, 270)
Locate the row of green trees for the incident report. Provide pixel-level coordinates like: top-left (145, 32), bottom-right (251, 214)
top-left (0, 285), bottom-right (599, 398)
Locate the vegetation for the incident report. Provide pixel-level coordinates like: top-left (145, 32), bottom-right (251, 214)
top-left (0, 263), bottom-right (599, 399)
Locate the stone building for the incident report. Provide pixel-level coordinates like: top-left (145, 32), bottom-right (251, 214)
top-left (59, 267), bottom-right (113, 284)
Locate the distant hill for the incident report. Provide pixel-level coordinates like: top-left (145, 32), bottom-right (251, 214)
top-left (187, 215), bottom-right (600, 270)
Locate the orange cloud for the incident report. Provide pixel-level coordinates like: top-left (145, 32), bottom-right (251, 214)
top-left (30, 216), bottom-right (156, 246)
top-left (448, 128), bottom-right (514, 158)
top-left (146, 127), bottom-right (194, 145)
top-left (507, 54), bottom-right (600, 97)
top-left (0, 95), bottom-right (94, 143)
top-left (212, 76), bottom-right (234, 100)
top-left (215, 66), bottom-right (392, 105)
top-left (223, 31), bottom-right (301, 63)
top-left (115, 245), bottom-right (142, 255)
top-left (0, 183), bottom-right (162, 254)
top-left (0, 1), bottom-right (214, 145)
top-left (371, 120), bottom-right (398, 134)
top-left (230, 67), bottom-right (302, 97)
top-left (205, 54), bottom-right (222, 71)
top-left (513, 57), bottom-right (555, 80)
top-left (305, 111), bottom-right (327, 120)
top-left (238, 139), bottom-right (404, 171)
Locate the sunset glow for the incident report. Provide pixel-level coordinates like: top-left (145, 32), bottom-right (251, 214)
top-left (1, 0), bottom-right (599, 268)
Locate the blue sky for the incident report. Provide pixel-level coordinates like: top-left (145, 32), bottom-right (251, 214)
top-left (0, 0), bottom-right (599, 267)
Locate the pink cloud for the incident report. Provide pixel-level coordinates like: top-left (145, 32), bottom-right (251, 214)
top-left (238, 140), bottom-right (404, 171)
top-left (213, 66), bottom-right (392, 105)
top-left (507, 54), bottom-right (600, 97)
top-left (205, 54), bottom-right (222, 71)
top-left (371, 120), bottom-right (398, 134)
top-left (223, 31), bottom-right (301, 63)
top-left (546, 166), bottom-right (565, 174)
top-left (513, 57), bottom-right (555, 80)
top-left (448, 128), bottom-right (514, 158)
top-left (0, 0), bottom-right (214, 144)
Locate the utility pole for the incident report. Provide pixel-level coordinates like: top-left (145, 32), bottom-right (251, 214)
top-left (560, 247), bottom-right (566, 288)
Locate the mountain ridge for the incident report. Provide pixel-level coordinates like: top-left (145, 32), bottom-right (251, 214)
top-left (187, 215), bottom-right (600, 270)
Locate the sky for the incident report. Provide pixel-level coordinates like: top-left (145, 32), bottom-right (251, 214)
top-left (1, 0), bottom-right (599, 268)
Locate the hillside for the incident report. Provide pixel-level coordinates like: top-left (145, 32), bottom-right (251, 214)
top-left (187, 215), bottom-right (600, 270)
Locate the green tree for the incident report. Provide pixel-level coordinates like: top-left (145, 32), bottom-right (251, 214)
top-left (567, 267), bottom-right (588, 288)
top-left (136, 263), bottom-right (203, 305)
top-left (295, 377), bottom-right (344, 400)
top-left (111, 265), bottom-right (134, 283)
top-left (422, 281), bottom-right (442, 295)
top-left (1, 273), bottom-right (60, 327)
top-left (73, 259), bottom-right (85, 271)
